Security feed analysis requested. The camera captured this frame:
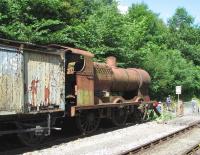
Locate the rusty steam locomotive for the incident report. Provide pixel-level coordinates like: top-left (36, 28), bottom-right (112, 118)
top-left (0, 38), bottom-right (156, 146)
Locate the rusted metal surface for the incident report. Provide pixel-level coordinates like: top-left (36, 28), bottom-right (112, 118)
top-left (94, 62), bottom-right (112, 91)
top-left (94, 57), bottom-right (151, 93)
top-left (71, 101), bottom-right (154, 113)
top-left (0, 38), bottom-right (151, 115)
top-left (76, 56), bottom-right (94, 106)
top-left (48, 44), bottom-right (94, 58)
top-left (106, 56), bottom-right (116, 67)
top-left (0, 46), bottom-right (23, 114)
top-left (111, 68), bottom-right (150, 92)
top-left (76, 75), bottom-right (94, 106)
top-left (70, 100), bottom-right (155, 117)
top-left (24, 51), bottom-right (65, 111)
top-left (0, 38), bottom-right (56, 54)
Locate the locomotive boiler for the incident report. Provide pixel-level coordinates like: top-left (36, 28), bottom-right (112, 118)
top-left (94, 56), bottom-right (151, 102)
top-left (0, 38), bottom-right (155, 146)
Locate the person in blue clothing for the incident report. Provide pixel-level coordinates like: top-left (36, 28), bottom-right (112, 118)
top-left (156, 101), bottom-right (162, 113)
top-left (166, 95), bottom-right (171, 110)
top-left (191, 98), bottom-right (198, 113)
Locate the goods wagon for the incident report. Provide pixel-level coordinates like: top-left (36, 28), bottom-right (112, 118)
top-left (0, 38), bottom-right (66, 146)
top-left (0, 38), bottom-right (158, 146)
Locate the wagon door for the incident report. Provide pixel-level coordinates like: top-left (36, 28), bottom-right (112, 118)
top-left (0, 46), bottom-right (23, 114)
top-left (24, 51), bottom-right (65, 112)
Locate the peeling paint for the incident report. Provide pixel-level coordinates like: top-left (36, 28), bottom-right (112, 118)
top-left (0, 45), bottom-right (65, 114)
top-left (30, 79), bottom-right (39, 106)
top-left (24, 52), bottom-right (65, 108)
top-left (0, 46), bottom-right (23, 113)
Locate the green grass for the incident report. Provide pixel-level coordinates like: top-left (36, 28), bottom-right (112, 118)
top-left (156, 110), bottom-right (175, 122)
top-left (155, 103), bottom-right (176, 122)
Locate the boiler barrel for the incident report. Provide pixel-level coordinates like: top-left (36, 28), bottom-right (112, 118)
top-left (110, 68), bottom-right (151, 92)
top-left (94, 63), bottom-right (151, 92)
top-left (94, 56), bottom-right (150, 92)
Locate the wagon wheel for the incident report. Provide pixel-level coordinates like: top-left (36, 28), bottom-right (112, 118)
top-left (76, 110), bottom-right (101, 134)
top-left (16, 122), bottom-right (45, 147)
top-left (112, 107), bottom-right (128, 126)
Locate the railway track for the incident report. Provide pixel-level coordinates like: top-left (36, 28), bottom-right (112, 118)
top-left (120, 121), bottom-right (200, 155)
top-left (182, 143), bottom-right (200, 155)
top-left (2, 116), bottom-right (200, 155)
top-left (0, 120), bottom-right (136, 155)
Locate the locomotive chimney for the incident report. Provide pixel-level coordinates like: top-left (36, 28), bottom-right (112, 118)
top-left (106, 56), bottom-right (116, 68)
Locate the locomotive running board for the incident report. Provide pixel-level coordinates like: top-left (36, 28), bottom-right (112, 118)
top-left (70, 101), bottom-right (155, 117)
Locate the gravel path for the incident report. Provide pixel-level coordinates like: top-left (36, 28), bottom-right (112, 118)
top-left (23, 115), bottom-right (200, 155)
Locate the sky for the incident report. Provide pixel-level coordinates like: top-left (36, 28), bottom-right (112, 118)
top-left (118, 0), bottom-right (200, 24)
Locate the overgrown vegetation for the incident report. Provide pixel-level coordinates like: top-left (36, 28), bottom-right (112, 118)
top-left (0, 0), bottom-right (199, 99)
top-left (156, 110), bottom-right (175, 122)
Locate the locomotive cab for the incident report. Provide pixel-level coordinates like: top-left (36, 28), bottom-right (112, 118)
top-left (65, 53), bottom-right (85, 105)
top-left (64, 49), bottom-right (95, 111)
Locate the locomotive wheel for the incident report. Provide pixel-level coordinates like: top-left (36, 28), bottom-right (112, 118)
top-left (76, 110), bottom-right (101, 134)
top-left (130, 98), bottom-right (147, 123)
top-left (142, 105), bottom-right (159, 121)
top-left (16, 122), bottom-right (45, 147)
top-left (132, 106), bottom-right (144, 123)
top-left (135, 104), bottom-right (152, 123)
top-left (111, 107), bottom-right (128, 126)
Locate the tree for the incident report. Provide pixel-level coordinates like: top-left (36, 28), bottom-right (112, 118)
top-left (67, 2), bottom-right (127, 62)
top-left (167, 7), bottom-right (200, 66)
top-left (0, 0), bottom-right (98, 44)
top-left (168, 7), bottom-right (194, 30)
top-left (142, 42), bottom-right (199, 99)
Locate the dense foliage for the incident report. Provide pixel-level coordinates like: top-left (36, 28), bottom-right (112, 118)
top-left (0, 0), bottom-right (199, 100)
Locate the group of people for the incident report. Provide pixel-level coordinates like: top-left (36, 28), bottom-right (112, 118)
top-left (154, 95), bottom-right (171, 113)
top-left (155, 95), bottom-right (199, 115)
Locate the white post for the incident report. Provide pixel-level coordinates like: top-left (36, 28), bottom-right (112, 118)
top-left (176, 94), bottom-right (179, 115)
top-left (176, 86), bottom-right (182, 115)
top-left (178, 94), bottom-right (179, 103)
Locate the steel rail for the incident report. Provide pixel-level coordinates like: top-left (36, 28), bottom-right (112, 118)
top-left (119, 121), bottom-right (200, 155)
top-left (182, 142), bottom-right (200, 155)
